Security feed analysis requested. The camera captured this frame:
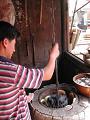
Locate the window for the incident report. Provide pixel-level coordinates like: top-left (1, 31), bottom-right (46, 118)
top-left (68, 0), bottom-right (90, 63)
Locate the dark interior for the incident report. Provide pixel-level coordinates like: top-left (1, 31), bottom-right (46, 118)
top-left (39, 84), bottom-right (76, 108)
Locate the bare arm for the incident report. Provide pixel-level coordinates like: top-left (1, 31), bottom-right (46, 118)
top-left (43, 43), bottom-right (59, 81)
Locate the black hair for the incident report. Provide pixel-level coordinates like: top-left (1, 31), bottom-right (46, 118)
top-left (0, 21), bottom-right (20, 41)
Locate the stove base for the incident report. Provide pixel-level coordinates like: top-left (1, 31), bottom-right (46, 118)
top-left (30, 84), bottom-right (90, 120)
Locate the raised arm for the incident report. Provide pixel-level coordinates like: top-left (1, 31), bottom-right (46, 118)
top-left (43, 43), bottom-right (59, 81)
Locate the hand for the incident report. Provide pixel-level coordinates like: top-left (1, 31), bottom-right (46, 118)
top-left (50, 43), bottom-right (59, 60)
top-left (43, 43), bottom-right (59, 81)
top-left (27, 93), bottom-right (34, 102)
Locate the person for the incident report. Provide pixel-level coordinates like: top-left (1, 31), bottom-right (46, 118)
top-left (0, 21), bottom-right (59, 120)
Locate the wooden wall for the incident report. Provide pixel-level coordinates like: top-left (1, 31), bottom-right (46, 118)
top-left (12, 0), bottom-right (62, 68)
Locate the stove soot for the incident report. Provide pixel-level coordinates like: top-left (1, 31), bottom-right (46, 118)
top-left (40, 89), bottom-right (75, 108)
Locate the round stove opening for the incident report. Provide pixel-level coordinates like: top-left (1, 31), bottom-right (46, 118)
top-left (39, 87), bottom-right (76, 108)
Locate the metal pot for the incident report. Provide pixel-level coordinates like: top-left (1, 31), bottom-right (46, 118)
top-left (73, 73), bottom-right (90, 97)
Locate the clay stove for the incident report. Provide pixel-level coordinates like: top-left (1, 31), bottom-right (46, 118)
top-left (30, 83), bottom-right (90, 120)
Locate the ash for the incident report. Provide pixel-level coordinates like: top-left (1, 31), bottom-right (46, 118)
top-left (41, 89), bottom-right (75, 108)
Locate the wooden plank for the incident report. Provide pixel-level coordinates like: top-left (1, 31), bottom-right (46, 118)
top-left (12, 0), bottom-right (33, 67)
top-left (12, 0), bottom-right (62, 67)
top-left (33, 0), bottom-right (62, 67)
